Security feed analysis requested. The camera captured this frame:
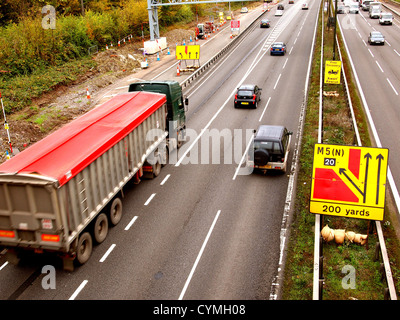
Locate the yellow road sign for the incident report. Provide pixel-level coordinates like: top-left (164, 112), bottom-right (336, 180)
top-left (310, 144), bottom-right (389, 221)
top-left (176, 45), bottom-right (200, 60)
top-left (324, 60), bottom-right (341, 84)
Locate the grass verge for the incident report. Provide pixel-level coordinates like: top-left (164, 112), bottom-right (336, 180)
top-left (282, 3), bottom-right (400, 300)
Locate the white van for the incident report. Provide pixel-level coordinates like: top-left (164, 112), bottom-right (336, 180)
top-left (379, 12), bottom-right (393, 25)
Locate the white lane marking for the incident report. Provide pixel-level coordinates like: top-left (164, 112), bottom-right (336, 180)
top-left (178, 210), bottom-right (221, 300)
top-left (99, 244), bottom-right (116, 263)
top-left (394, 49), bottom-right (400, 57)
top-left (375, 60), bottom-right (384, 73)
top-left (362, 39), bottom-right (367, 47)
top-left (274, 74), bottom-right (282, 90)
top-left (283, 57), bottom-right (289, 69)
top-left (368, 48), bottom-right (374, 58)
top-left (160, 174), bottom-right (171, 186)
top-left (69, 280), bottom-right (88, 300)
top-left (144, 193), bottom-right (156, 206)
top-left (259, 96), bottom-right (272, 122)
top-left (289, 47), bottom-right (294, 55)
top-left (125, 216), bottom-right (138, 231)
top-left (0, 261), bottom-right (8, 271)
top-left (387, 78), bottom-right (399, 95)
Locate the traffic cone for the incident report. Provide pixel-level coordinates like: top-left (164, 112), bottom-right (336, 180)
top-left (86, 88), bottom-right (91, 99)
top-left (190, 35), bottom-right (193, 42)
top-left (177, 65), bottom-right (180, 76)
top-left (167, 47), bottom-right (171, 55)
top-left (157, 52), bottom-right (160, 61)
top-left (183, 39), bottom-right (186, 46)
top-left (230, 34), bottom-right (233, 39)
top-left (118, 40), bottom-right (120, 47)
top-left (106, 44), bottom-right (109, 50)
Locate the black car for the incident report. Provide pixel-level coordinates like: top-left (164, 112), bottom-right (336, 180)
top-left (260, 19), bottom-right (271, 28)
top-left (277, 4), bottom-right (284, 10)
top-left (247, 125), bottom-right (293, 173)
top-left (234, 84), bottom-right (262, 108)
top-left (270, 42), bottom-right (286, 55)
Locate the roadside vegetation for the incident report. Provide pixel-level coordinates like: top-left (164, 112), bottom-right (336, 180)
top-left (282, 1), bottom-right (400, 299)
top-left (0, 0), bottom-right (242, 113)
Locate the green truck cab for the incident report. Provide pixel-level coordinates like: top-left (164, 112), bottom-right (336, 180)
top-left (129, 80), bottom-right (187, 148)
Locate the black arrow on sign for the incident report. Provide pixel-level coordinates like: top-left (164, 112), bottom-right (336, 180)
top-left (339, 168), bottom-right (365, 198)
top-left (363, 153), bottom-right (372, 203)
top-left (376, 153), bottom-right (384, 205)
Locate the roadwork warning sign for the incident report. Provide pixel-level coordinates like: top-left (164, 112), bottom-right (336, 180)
top-left (176, 45), bottom-right (200, 60)
top-left (324, 60), bottom-right (341, 84)
top-left (310, 144), bottom-right (389, 221)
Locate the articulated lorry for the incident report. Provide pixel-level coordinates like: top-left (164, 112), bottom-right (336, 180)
top-left (0, 85), bottom-right (186, 270)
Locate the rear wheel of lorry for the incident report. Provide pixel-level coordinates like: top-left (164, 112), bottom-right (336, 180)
top-left (93, 213), bottom-right (108, 244)
top-left (76, 232), bottom-right (93, 265)
top-left (152, 159), bottom-right (162, 177)
top-left (109, 197), bottom-right (123, 226)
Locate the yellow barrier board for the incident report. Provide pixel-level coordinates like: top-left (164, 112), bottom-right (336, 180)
top-left (176, 45), bottom-right (200, 60)
top-left (310, 144), bottom-right (389, 221)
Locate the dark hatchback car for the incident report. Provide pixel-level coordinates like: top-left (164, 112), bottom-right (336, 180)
top-left (234, 84), bottom-right (262, 108)
top-left (270, 42), bottom-right (286, 55)
top-left (368, 31), bottom-right (385, 45)
top-left (247, 125), bottom-right (293, 173)
top-left (260, 19), bottom-right (271, 28)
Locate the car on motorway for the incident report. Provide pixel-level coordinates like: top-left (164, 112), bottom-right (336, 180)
top-left (289, 0), bottom-right (294, 3)
top-left (247, 125), bottom-right (293, 173)
top-left (368, 31), bottom-right (385, 45)
top-left (337, 5), bottom-right (346, 13)
top-left (349, 3), bottom-right (359, 13)
top-left (361, 0), bottom-right (372, 10)
top-left (302, 3), bottom-right (309, 9)
top-left (234, 84), bottom-right (262, 108)
top-left (260, 19), bottom-right (271, 28)
top-left (379, 12), bottom-right (393, 25)
top-left (277, 4), bottom-right (285, 10)
top-left (241, 7), bottom-right (248, 13)
top-left (270, 42), bottom-right (287, 55)
top-left (275, 9), bottom-right (284, 16)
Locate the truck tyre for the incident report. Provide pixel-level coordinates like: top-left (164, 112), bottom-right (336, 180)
top-left (109, 197), bottom-right (123, 226)
top-left (93, 213), bottom-right (108, 244)
top-left (153, 158), bottom-right (162, 177)
top-left (76, 232), bottom-right (93, 265)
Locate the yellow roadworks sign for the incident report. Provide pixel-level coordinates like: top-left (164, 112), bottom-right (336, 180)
top-left (176, 45), bottom-right (200, 60)
top-left (324, 60), bottom-right (341, 84)
top-left (310, 144), bottom-right (389, 221)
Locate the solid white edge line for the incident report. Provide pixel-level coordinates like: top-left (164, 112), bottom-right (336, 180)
top-left (99, 244), bottom-right (116, 263)
top-left (144, 193), bottom-right (156, 206)
top-left (68, 280), bottom-right (88, 300)
top-left (125, 216), bottom-right (138, 231)
top-left (178, 210), bottom-right (221, 300)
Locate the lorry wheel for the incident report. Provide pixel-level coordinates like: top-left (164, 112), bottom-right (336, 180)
top-left (153, 159), bottom-right (162, 177)
top-left (76, 232), bottom-right (93, 265)
top-left (93, 213), bottom-right (108, 244)
top-left (109, 197), bottom-right (123, 226)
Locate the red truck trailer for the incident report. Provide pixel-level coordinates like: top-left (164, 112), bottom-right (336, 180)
top-left (0, 91), bottom-right (168, 270)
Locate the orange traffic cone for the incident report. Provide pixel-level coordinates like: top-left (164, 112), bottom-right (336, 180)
top-left (86, 88), bottom-right (91, 99)
top-left (177, 65), bottom-right (181, 76)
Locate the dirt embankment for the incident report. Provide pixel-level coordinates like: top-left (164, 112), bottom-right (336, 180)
top-left (0, 28), bottom-right (195, 164)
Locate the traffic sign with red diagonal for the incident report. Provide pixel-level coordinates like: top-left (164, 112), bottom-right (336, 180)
top-left (310, 144), bottom-right (389, 221)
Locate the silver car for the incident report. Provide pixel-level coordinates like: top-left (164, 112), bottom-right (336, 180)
top-left (368, 31), bottom-right (385, 45)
